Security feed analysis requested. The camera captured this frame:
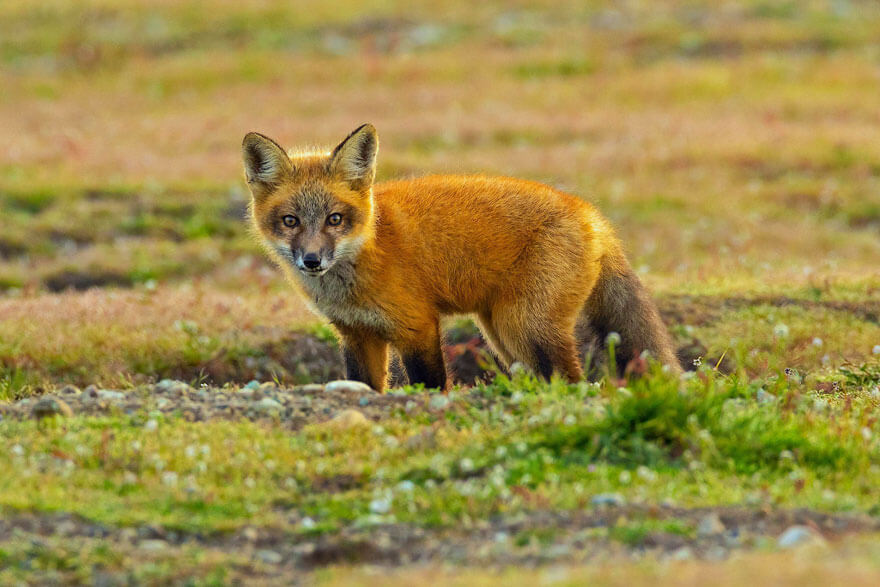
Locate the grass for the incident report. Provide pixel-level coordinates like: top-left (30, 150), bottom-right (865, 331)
top-left (3, 367), bottom-right (879, 534)
top-left (2, 0), bottom-right (880, 582)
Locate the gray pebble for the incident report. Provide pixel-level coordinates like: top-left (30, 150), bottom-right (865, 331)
top-left (31, 397), bottom-right (73, 419)
top-left (697, 513), bottom-right (726, 537)
top-left (777, 525), bottom-right (826, 549)
top-left (255, 549), bottom-right (283, 564)
top-left (325, 380), bottom-right (373, 394)
top-left (590, 493), bottom-right (625, 507)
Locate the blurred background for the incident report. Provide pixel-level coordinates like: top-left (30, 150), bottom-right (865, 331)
top-left (1, 0), bottom-right (879, 395)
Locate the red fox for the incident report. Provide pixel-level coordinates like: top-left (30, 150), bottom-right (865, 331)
top-left (243, 124), bottom-right (680, 391)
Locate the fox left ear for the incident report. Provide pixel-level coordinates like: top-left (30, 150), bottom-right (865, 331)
top-left (242, 132), bottom-right (292, 201)
top-left (329, 124), bottom-right (378, 192)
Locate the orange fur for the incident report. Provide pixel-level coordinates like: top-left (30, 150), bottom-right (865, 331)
top-left (243, 124), bottom-right (679, 391)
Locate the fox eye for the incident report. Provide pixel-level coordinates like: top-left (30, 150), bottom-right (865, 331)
top-left (327, 213), bottom-right (342, 226)
top-left (281, 215), bottom-right (299, 228)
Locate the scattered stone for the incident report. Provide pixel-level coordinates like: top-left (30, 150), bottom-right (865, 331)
top-left (777, 525), bottom-right (826, 549)
top-left (97, 390), bottom-right (125, 401)
top-left (251, 397), bottom-right (284, 415)
top-left (244, 380), bottom-right (260, 390)
top-left (258, 382), bottom-right (278, 393)
top-left (297, 384), bottom-right (325, 394)
top-left (325, 380), bottom-right (373, 394)
top-left (155, 379), bottom-right (193, 396)
top-left (138, 539), bottom-right (168, 551)
top-left (369, 498), bottom-right (392, 514)
top-left (358, 397), bottom-right (370, 406)
top-left (697, 513), bottom-right (726, 537)
top-left (590, 493), bottom-right (625, 507)
top-left (255, 549), bottom-right (283, 564)
top-left (31, 397), bottom-right (73, 419)
top-left (327, 408), bottom-right (369, 428)
top-left (58, 385), bottom-right (80, 395)
top-left (84, 385), bottom-right (99, 397)
top-left (756, 389), bottom-right (776, 404)
top-left (242, 527), bottom-right (259, 542)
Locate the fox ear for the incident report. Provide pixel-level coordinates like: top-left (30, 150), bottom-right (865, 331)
top-left (242, 132), bottom-right (292, 199)
top-left (329, 124), bottom-right (378, 192)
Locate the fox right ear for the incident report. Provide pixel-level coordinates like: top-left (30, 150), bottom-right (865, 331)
top-left (242, 132), bottom-right (292, 199)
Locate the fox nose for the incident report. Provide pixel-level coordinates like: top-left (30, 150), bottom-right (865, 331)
top-left (302, 253), bottom-right (321, 269)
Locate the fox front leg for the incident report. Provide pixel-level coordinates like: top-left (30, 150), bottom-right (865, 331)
top-left (339, 329), bottom-right (389, 392)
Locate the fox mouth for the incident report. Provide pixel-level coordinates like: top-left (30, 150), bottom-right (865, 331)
top-left (298, 266), bottom-right (328, 277)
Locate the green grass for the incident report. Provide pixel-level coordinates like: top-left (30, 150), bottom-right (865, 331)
top-left (2, 366), bottom-right (879, 535)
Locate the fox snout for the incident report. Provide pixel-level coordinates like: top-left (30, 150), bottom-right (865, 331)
top-left (293, 247), bottom-right (333, 275)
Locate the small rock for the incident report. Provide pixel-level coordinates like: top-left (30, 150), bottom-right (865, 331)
top-left (369, 498), bottom-right (391, 514)
top-left (258, 382), bottom-right (277, 393)
top-left (429, 395), bottom-right (450, 410)
top-left (59, 385), bottom-right (80, 395)
top-left (358, 397), bottom-right (370, 406)
top-left (756, 389), bottom-right (776, 404)
top-left (777, 525), bottom-right (826, 549)
top-left (155, 379), bottom-right (193, 396)
top-left (242, 527), bottom-right (259, 542)
top-left (244, 380), bottom-right (260, 390)
top-left (138, 539), bottom-right (168, 551)
top-left (252, 398), bottom-right (283, 415)
top-left (255, 549), bottom-right (283, 564)
top-left (84, 385), bottom-right (99, 398)
top-left (329, 409), bottom-right (369, 428)
top-left (297, 384), bottom-right (325, 394)
top-left (97, 390), bottom-right (125, 401)
top-left (669, 546), bottom-right (694, 561)
top-left (31, 397), bottom-right (74, 419)
top-left (325, 380), bottom-right (373, 394)
top-left (697, 513), bottom-right (726, 537)
top-left (590, 493), bottom-right (625, 507)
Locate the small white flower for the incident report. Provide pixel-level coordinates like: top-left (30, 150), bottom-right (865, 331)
top-left (11, 444), bottom-right (24, 456)
top-left (873, 345), bottom-right (880, 355)
top-left (300, 517), bottom-right (316, 529)
top-left (693, 356), bottom-right (703, 367)
top-left (862, 427), bottom-right (873, 441)
top-left (185, 446), bottom-right (197, 459)
top-left (495, 446), bottom-right (507, 458)
top-left (563, 414), bottom-right (576, 426)
top-left (459, 458), bottom-right (474, 473)
top-left (773, 323), bottom-right (789, 338)
top-left (618, 470), bottom-right (632, 484)
top-left (812, 337), bottom-right (823, 347)
top-left (605, 332), bottom-right (622, 345)
top-left (161, 471), bottom-right (178, 486)
top-left (396, 480), bottom-right (415, 492)
top-left (245, 477), bottom-right (256, 488)
top-left (145, 419), bottom-right (158, 431)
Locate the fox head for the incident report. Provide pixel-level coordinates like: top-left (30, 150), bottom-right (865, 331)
top-left (242, 124), bottom-right (378, 277)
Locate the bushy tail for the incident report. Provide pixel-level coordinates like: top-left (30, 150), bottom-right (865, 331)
top-left (580, 254), bottom-right (681, 375)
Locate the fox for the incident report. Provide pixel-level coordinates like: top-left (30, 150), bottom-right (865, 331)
top-left (243, 124), bottom-right (680, 392)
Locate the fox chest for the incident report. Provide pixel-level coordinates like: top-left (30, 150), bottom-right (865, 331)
top-left (299, 272), bottom-right (394, 336)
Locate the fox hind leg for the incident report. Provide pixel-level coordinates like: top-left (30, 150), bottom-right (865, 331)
top-left (490, 306), bottom-right (583, 382)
